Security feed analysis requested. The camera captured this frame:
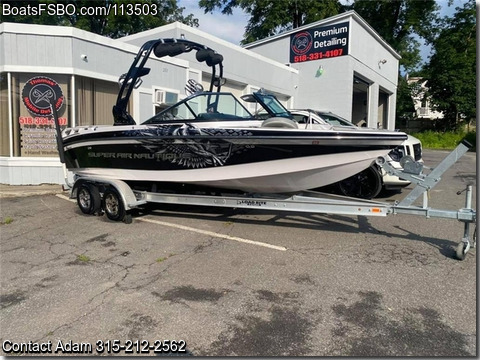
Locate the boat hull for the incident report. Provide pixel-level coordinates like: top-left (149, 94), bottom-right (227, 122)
top-left (62, 124), bottom-right (406, 193)
top-left (71, 150), bottom-right (389, 193)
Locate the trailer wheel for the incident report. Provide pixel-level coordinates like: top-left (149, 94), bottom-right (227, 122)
top-left (455, 242), bottom-right (468, 260)
top-left (337, 165), bottom-right (382, 199)
top-left (103, 188), bottom-right (126, 222)
top-left (77, 183), bottom-right (101, 215)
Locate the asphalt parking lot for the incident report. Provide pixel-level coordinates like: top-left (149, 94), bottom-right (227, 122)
top-left (0, 149), bottom-right (476, 356)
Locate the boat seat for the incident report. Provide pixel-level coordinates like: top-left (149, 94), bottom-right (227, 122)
top-left (197, 112), bottom-right (243, 120)
top-left (198, 112), bottom-right (220, 120)
top-left (262, 117), bottom-right (299, 129)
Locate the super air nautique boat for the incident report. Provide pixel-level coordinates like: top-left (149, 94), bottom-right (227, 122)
top-left (59, 38), bottom-right (407, 193)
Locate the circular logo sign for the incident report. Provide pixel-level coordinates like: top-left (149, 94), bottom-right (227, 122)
top-left (291, 31), bottom-right (313, 55)
top-left (22, 76), bottom-right (64, 116)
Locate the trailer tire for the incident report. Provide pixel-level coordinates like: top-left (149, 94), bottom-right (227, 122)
top-left (103, 187), bottom-right (126, 222)
top-left (124, 213), bottom-right (133, 224)
top-left (77, 183), bottom-right (101, 215)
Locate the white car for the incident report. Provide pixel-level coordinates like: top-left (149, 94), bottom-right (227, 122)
top-left (381, 134), bottom-right (423, 190)
top-left (290, 109), bottom-right (356, 129)
top-left (290, 109), bottom-right (423, 198)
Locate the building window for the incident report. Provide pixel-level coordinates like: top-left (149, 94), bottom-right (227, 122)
top-left (153, 89), bottom-right (179, 114)
top-left (10, 73), bottom-right (71, 157)
top-left (76, 76), bottom-right (119, 126)
top-left (2, 73), bottom-right (122, 159)
top-left (0, 73), bottom-right (9, 156)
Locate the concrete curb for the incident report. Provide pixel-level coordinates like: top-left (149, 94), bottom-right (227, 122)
top-left (0, 184), bottom-right (67, 199)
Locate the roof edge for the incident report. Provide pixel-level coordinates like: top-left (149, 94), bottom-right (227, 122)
top-left (0, 22), bottom-right (190, 67)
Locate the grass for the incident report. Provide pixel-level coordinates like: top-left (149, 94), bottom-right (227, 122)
top-left (411, 130), bottom-right (476, 151)
top-left (76, 254), bottom-right (91, 262)
top-left (156, 253), bottom-right (176, 263)
top-left (1, 217), bottom-right (14, 225)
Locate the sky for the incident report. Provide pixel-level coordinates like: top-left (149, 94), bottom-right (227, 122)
top-left (178, 0), bottom-right (249, 45)
top-left (178, 0), bottom-right (469, 63)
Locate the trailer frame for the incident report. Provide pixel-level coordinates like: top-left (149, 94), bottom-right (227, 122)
top-left (66, 141), bottom-right (476, 260)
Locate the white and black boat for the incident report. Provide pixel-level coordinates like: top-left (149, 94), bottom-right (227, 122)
top-left (57, 38), bottom-right (407, 193)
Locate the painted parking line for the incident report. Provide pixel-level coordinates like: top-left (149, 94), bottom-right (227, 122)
top-left (56, 194), bottom-right (287, 251)
top-left (138, 217), bottom-right (288, 251)
top-left (56, 193), bottom-right (75, 202)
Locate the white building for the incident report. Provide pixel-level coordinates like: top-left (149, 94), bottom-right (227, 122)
top-left (0, 11), bottom-right (401, 185)
top-left (244, 11), bottom-right (400, 129)
top-left (407, 76), bottom-right (444, 120)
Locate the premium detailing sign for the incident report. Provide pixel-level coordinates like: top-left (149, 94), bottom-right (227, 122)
top-left (290, 22), bottom-right (349, 63)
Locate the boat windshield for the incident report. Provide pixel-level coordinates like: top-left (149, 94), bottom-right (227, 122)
top-left (256, 93), bottom-right (291, 118)
top-left (241, 91), bottom-right (291, 119)
top-left (313, 111), bottom-right (356, 127)
top-left (143, 92), bottom-right (254, 124)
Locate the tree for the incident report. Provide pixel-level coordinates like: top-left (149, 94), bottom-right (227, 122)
top-left (424, 1), bottom-right (476, 130)
top-left (348, 0), bottom-right (439, 73)
top-left (395, 75), bottom-right (418, 129)
top-left (0, 0), bottom-right (198, 38)
top-left (198, 0), bottom-right (344, 44)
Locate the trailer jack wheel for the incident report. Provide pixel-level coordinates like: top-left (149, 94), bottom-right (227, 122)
top-left (455, 241), bottom-right (470, 261)
top-left (103, 188), bottom-right (126, 222)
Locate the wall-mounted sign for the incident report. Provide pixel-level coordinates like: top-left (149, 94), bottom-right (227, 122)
top-left (22, 76), bottom-right (64, 116)
top-left (19, 75), bottom-right (67, 157)
top-left (290, 22), bottom-right (349, 63)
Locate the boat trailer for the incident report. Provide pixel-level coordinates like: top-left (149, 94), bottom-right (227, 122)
top-left (65, 141), bottom-right (476, 261)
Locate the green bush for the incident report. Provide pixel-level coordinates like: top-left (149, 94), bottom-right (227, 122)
top-left (411, 130), bottom-right (476, 151)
